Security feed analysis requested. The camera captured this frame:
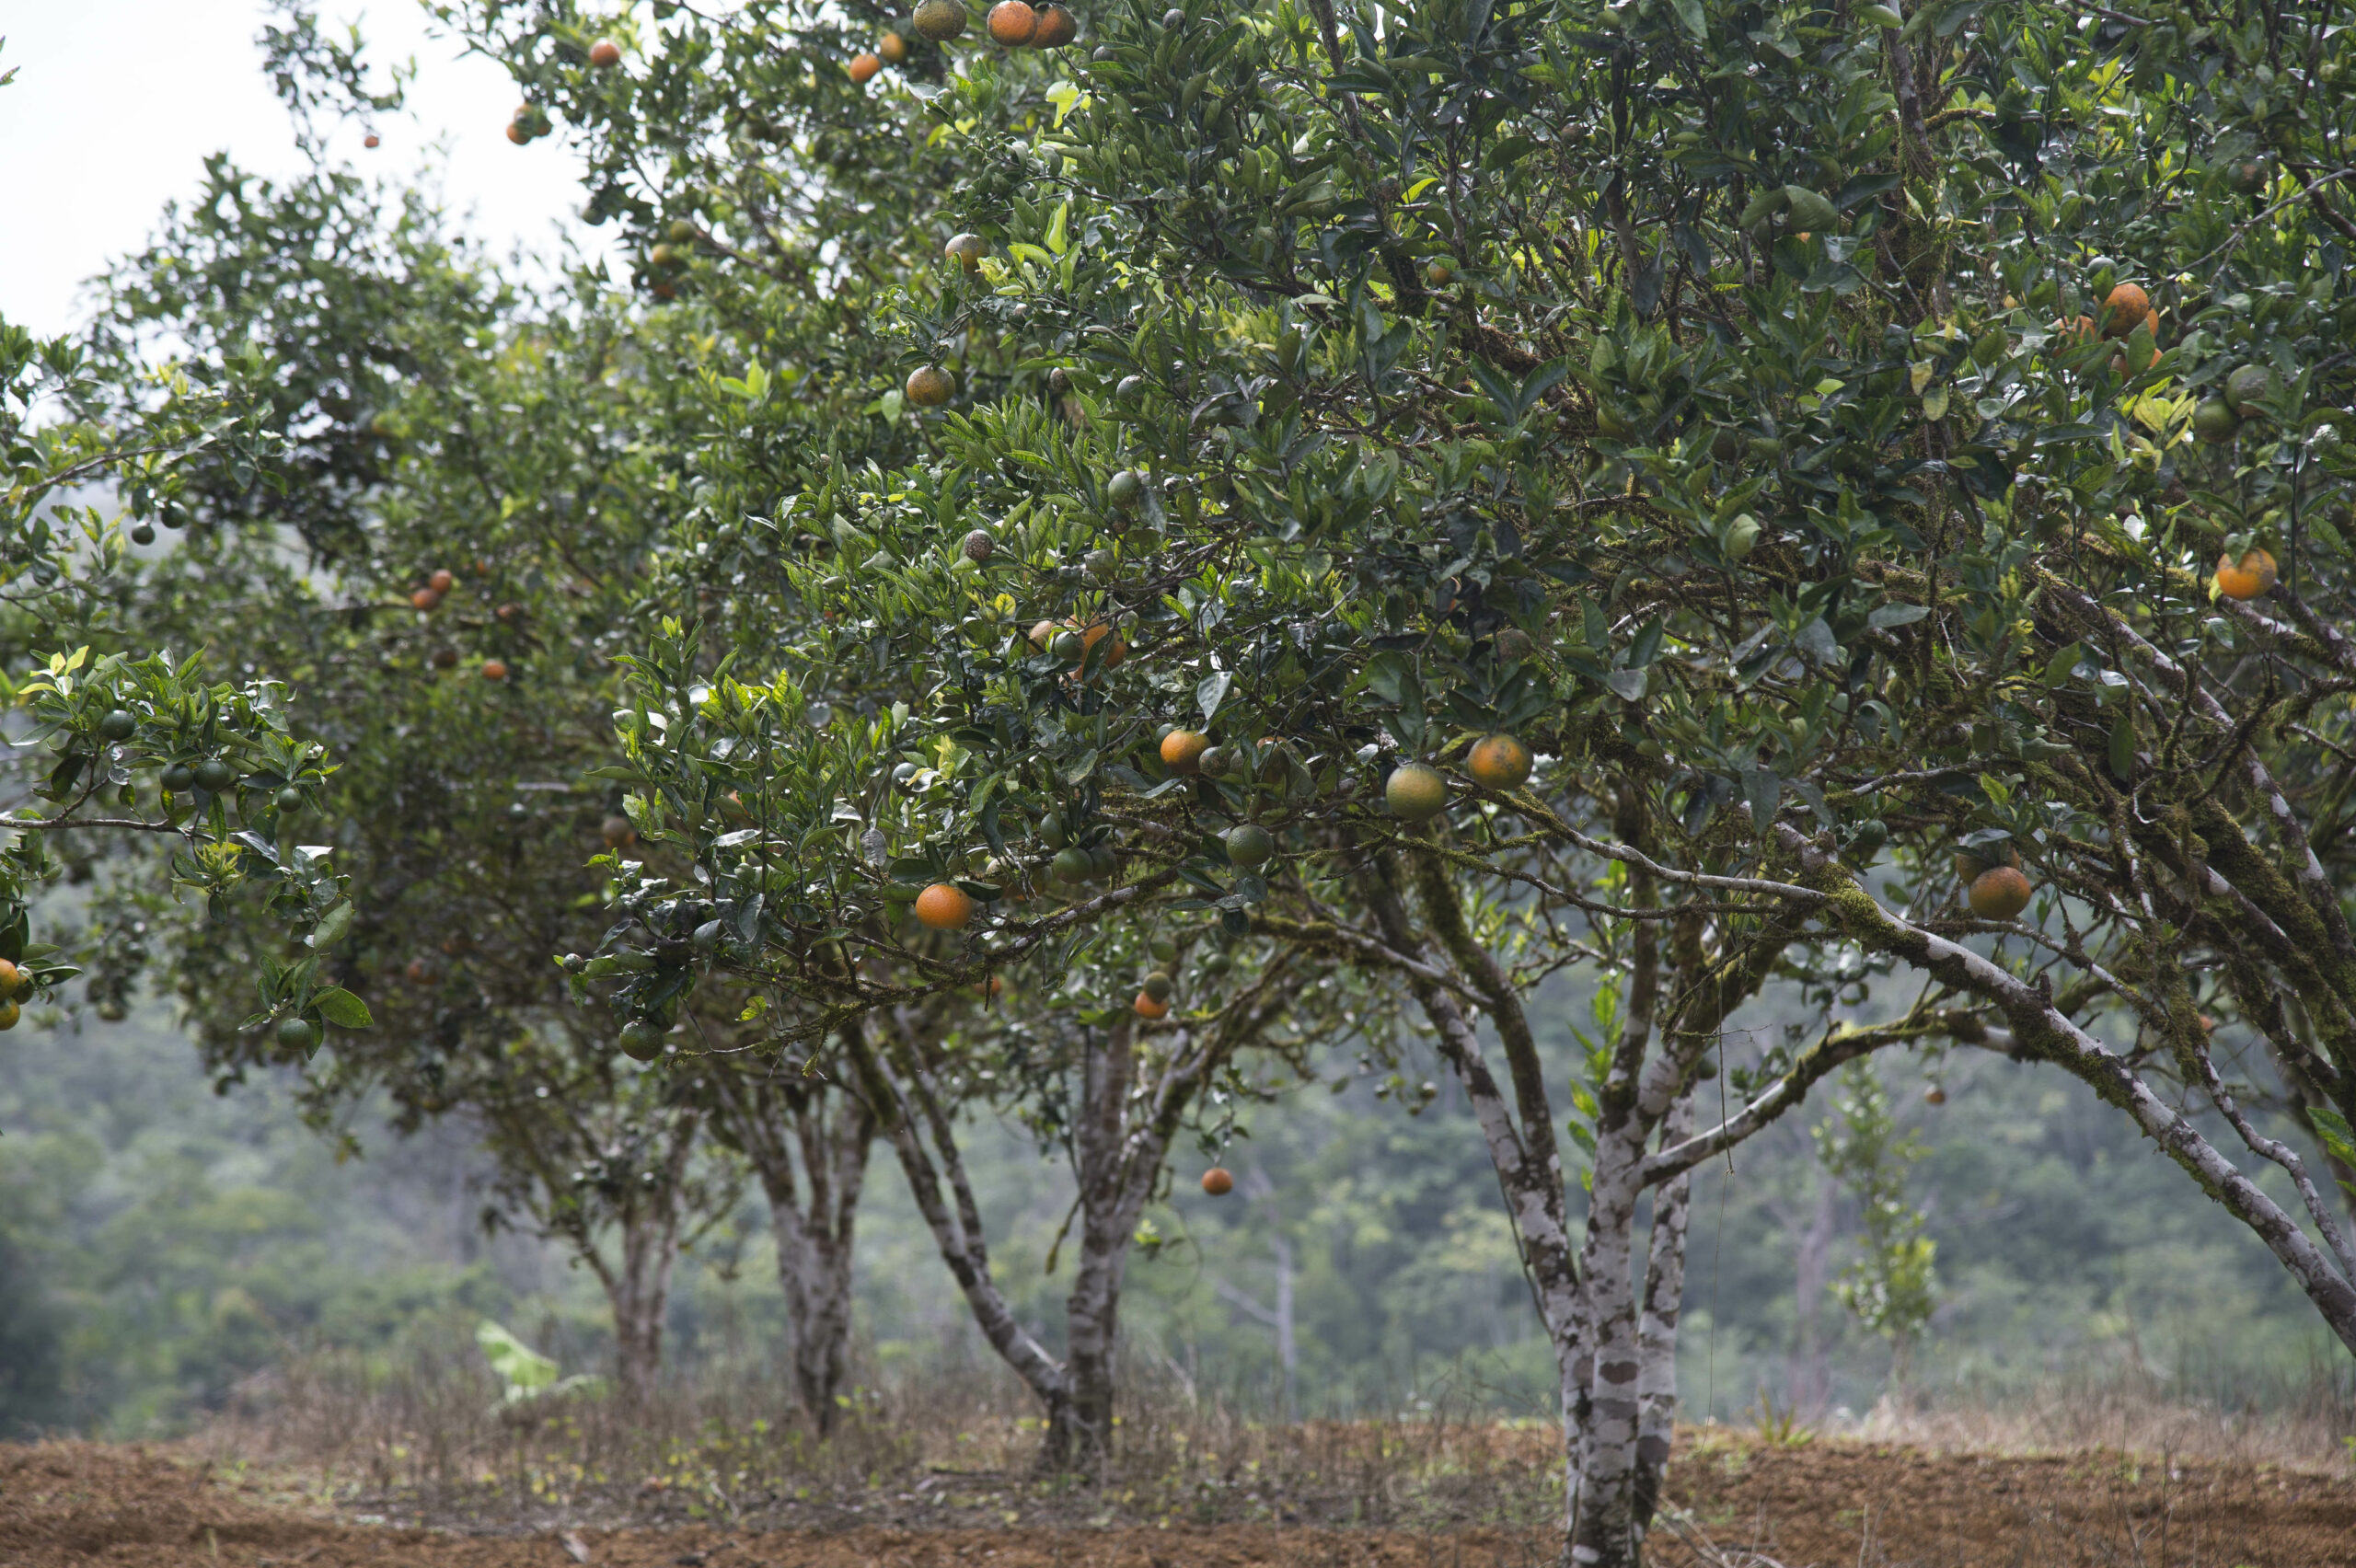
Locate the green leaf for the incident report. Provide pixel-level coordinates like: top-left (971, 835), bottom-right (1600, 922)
top-left (308, 900), bottom-right (352, 950)
top-left (1196, 670), bottom-right (1232, 723)
top-left (1868, 603), bottom-right (1930, 630)
top-left (477, 1320), bottom-right (560, 1398)
top-left (1603, 667), bottom-right (1648, 702)
top-left (311, 986), bottom-right (374, 1029)
top-left (2312, 1105), bottom-right (2356, 1172)
top-left (1784, 186), bottom-right (1838, 231)
top-left (2108, 710), bottom-right (2136, 783)
top-left (1744, 766), bottom-right (1782, 833)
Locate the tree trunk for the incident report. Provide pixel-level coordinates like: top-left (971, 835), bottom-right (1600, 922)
top-left (845, 1012), bottom-right (1078, 1446)
top-left (1055, 1015), bottom-right (1149, 1470)
top-left (1632, 1092), bottom-right (1693, 1534)
top-left (849, 975), bottom-right (1290, 1473)
top-left (714, 1069), bottom-right (875, 1429)
top-left (601, 1108), bottom-right (699, 1411)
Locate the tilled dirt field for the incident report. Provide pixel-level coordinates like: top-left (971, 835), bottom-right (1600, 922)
top-left (6, 1437), bottom-right (2353, 1568)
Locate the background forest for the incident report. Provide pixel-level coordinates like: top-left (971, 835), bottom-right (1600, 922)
top-left (4, 980), bottom-right (2337, 1441)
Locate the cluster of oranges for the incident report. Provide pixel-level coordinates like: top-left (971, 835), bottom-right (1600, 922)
top-left (2049, 280), bottom-right (2286, 606)
top-left (1377, 733), bottom-right (1533, 824)
top-left (848, 29), bottom-right (911, 83)
top-left (850, 0), bottom-right (1075, 78)
top-left (984, 0), bottom-right (1080, 46)
top-left (505, 102), bottom-right (552, 145)
top-left (409, 567), bottom-right (509, 681)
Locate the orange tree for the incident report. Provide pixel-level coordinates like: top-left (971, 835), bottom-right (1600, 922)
top-left (435, 0), bottom-right (1381, 1447)
top-left (73, 63), bottom-right (765, 1405)
top-left (0, 45), bottom-right (347, 1035)
top-left (549, 0), bottom-right (2356, 1551)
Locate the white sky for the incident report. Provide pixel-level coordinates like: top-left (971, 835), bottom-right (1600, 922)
top-left (1, 0), bottom-right (616, 340)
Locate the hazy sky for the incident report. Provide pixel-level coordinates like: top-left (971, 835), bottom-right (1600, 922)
top-left (2, 1), bottom-right (617, 340)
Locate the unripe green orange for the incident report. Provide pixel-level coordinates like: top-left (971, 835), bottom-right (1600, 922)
top-left (913, 0), bottom-right (967, 39)
top-left (1385, 763), bottom-right (1449, 822)
top-left (1224, 823), bottom-right (1276, 868)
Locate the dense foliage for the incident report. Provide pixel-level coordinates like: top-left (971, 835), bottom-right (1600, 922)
top-left (424, 0), bottom-right (2356, 1555)
top-left (17, 2), bottom-right (2356, 1562)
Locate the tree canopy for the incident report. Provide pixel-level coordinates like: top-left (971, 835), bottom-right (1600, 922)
top-left (24, 2), bottom-right (2356, 1563)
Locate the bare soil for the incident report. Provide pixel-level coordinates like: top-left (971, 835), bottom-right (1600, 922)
top-left (6, 1435), bottom-right (2352, 1568)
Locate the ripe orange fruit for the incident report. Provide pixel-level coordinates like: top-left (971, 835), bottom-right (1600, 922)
top-left (0, 959), bottom-right (21, 997)
top-left (1161, 729), bottom-right (1211, 773)
top-left (364, 133), bottom-right (380, 148)
top-left (980, 974), bottom-right (1003, 999)
top-left (906, 364), bottom-right (955, 406)
top-left (2098, 282), bottom-right (2150, 339)
top-left (915, 882), bottom-right (976, 930)
top-left (1466, 733), bottom-right (1532, 790)
top-left (2057, 314), bottom-right (2099, 344)
top-left (481, 660), bottom-right (509, 681)
top-left (0, 998), bottom-right (19, 1031)
top-left (1201, 1167), bottom-right (1234, 1195)
top-left (849, 52), bottom-right (882, 82)
top-left (1133, 991), bottom-right (1170, 1019)
top-left (1385, 762), bottom-right (1449, 822)
top-left (506, 122), bottom-right (529, 144)
top-left (987, 0), bottom-right (1039, 43)
top-left (1923, 1084), bottom-right (1947, 1106)
top-left (429, 568), bottom-right (456, 594)
top-left (1968, 865), bottom-right (2034, 921)
top-left (878, 31), bottom-right (910, 63)
top-left (590, 38), bottom-right (622, 67)
top-left (2215, 548), bottom-right (2278, 600)
top-left (1074, 620), bottom-right (1126, 669)
top-left (602, 813), bottom-right (636, 848)
top-left (1033, 4), bottom-right (1078, 46)
top-left (411, 587), bottom-right (441, 611)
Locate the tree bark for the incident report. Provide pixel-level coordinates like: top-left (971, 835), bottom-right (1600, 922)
top-left (849, 973), bottom-right (1296, 1472)
top-left (1632, 1092), bottom-right (1693, 1535)
top-left (713, 1067), bottom-right (875, 1428)
top-left (844, 1012), bottom-right (1076, 1441)
top-left (601, 1108), bottom-right (699, 1411)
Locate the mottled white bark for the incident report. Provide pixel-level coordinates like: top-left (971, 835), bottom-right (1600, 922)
top-left (600, 1110), bottom-right (699, 1411)
top-left (714, 1068), bottom-right (874, 1427)
top-left (851, 977), bottom-right (1292, 1470)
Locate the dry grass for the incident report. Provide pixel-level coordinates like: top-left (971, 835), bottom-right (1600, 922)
top-left (1843, 1355), bottom-right (2356, 1472)
top-left (177, 1328), bottom-right (2353, 1556)
top-left (185, 1335), bottom-right (1567, 1535)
